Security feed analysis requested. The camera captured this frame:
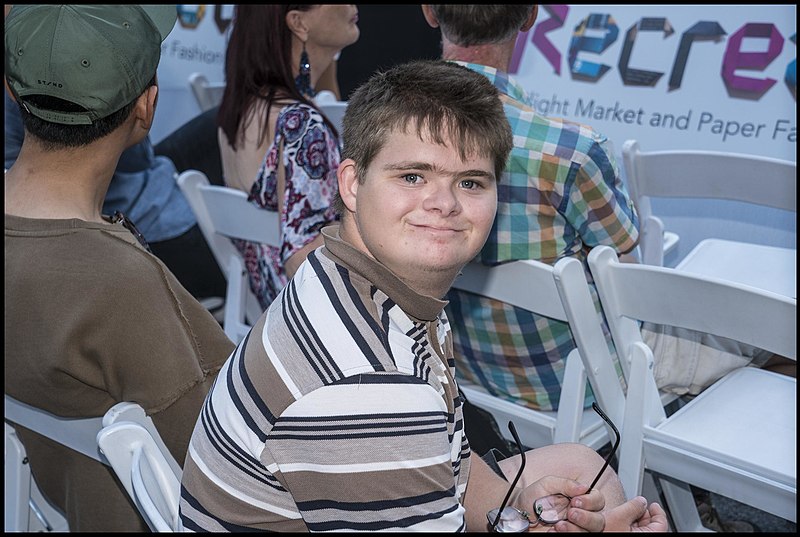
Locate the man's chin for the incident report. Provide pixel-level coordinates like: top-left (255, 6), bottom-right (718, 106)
top-left (411, 255), bottom-right (475, 276)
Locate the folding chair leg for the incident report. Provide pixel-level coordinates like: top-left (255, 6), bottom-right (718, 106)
top-left (658, 475), bottom-right (709, 532)
top-left (28, 479), bottom-right (69, 532)
top-left (5, 423), bottom-right (32, 532)
top-left (641, 470), bottom-right (660, 506)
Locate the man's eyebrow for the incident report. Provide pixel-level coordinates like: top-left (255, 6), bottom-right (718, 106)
top-left (382, 161), bottom-right (436, 172)
top-left (383, 161), bottom-right (495, 180)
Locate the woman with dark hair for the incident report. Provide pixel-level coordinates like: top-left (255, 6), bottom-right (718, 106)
top-left (218, 5), bottom-right (359, 309)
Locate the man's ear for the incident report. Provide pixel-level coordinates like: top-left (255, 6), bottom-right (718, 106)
top-left (522, 5), bottom-right (538, 32)
top-left (421, 5), bottom-right (439, 29)
top-left (337, 158), bottom-right (359, 213)
top-left (133, 85), bottom-right (158, 131)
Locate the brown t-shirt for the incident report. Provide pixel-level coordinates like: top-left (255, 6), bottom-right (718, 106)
top-left (4, 214), bottom-right (235, 531)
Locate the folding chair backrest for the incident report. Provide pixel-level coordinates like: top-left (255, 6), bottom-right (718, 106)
top-left (588, 245), bottom-right (796, 364)
top-left (198, 184), bottom-right (281, 245)
top-left (451, 258), bottom-right (626, 448)
top-left (622, 139), bottom-right (796, 265)
top-left (199, 183), bottom-right (281, 342)
top-left (188, 72), bottom-right (225, 113)
top-left (177, 170), bottom-right (237, 281)
top-left (102, 402), bottom-right (182, 479)
top-left (4, 395), bottom-right (105, 462)
top-left (4, 397), bottom-right (167, 532)
top-left (623, 140), bottom-right (796, 212)
top-left (314, 90), bottom-right (348, 133)
top-left (96, 422), bottom-right (182, 532)
top-left (176, 169), bottom-right (268, 342)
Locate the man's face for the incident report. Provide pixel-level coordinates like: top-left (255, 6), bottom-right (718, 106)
top-left (339, 127), bottom-right (497, 286)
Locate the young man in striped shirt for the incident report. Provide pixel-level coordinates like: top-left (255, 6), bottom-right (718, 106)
top-left (178, 59), bottom-right (667, 532)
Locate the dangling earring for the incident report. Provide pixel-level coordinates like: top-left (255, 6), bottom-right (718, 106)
top-left (295, 41), bottom-right (315, 99)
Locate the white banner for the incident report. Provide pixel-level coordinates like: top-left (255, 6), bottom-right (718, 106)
top-left (152, 5), bottom-right (232, 142)
top-left (512, 5), bottom-right (796, 161)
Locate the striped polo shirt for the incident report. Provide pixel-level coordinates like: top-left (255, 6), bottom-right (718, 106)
top-left (180, 225), bottom-right (471, 532)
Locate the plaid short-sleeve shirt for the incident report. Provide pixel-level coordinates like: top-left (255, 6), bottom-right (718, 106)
top-left (446, 62), bottom-right (638, 412)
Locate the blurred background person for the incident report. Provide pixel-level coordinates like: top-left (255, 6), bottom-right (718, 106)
top-left (424, 4), bottom-right (639, 418)
top-left (217, 4), bottom-right (359, 310)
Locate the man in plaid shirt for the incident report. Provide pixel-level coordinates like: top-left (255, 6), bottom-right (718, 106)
top-left (424, 5), bottom-right (640, 413)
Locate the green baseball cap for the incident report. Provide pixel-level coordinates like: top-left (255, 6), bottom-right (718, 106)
top-left (4, 5), bottom-right (177, 125)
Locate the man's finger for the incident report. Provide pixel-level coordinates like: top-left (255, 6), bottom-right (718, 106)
top-left (603, 496), bottom-right (649, 532)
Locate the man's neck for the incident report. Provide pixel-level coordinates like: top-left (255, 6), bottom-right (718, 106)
top-left (338, 217), bottom-right (459, 300)
top-left (441, 40), bottom-right (514, 73)
top-left (5, 139), bottom-right (122, 223)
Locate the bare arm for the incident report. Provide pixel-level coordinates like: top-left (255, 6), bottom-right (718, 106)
top-left (462, 453), bottom-right (517, 531)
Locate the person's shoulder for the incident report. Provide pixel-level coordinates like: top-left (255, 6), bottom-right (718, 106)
top-left (64, 226), bottom-right (177, 294)
top-left (276, 102), bottom-right (338, 147)
top-left (6, 217), bottom-right (174, 298)
top-left (60, 222), bottom-right (173, 283)
top-left (278, 101), bottom-right (328, 126)
top-left (278, 100), bottom-right (313, 117)
top-left (519, 111), bottom-right (611, 159)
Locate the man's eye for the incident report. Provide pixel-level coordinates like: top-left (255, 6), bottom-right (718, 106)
top-left (460, 179), bottom-right (480, 189)
top-left (403, 174), bottom-right (422, 184)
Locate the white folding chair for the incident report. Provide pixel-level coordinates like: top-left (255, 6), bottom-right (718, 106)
top-left (98, 403), bottom-right (181, 532)
top-left (188, 72), bottom-right (225, 113)
top-left (314, 90), bottom-right (348, 133)
top-left (97, 422), bottom-right (182, 532)
top-left (4, 396), bottom-right (179, 532)
top-left (101, 402), bottom-right (182, 479)
top-left (5, 395), bottom-right (105, 532)
top-left (588, 245), bottom-right (796, 529)
top-left (621, 139), bottom-right (796, 268)
top-left (177, 169), bottom-right (280, 343)
top-left (450, 257), bottom-right (627, 452)
top-left (4, 422), bottom-right (70, 532)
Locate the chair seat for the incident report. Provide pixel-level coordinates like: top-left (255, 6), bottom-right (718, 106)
top-left (621, 139), bottom-right (796, 271)
top-left (459, 381), bottom-right (609, 450)
top-left (643, 367), bottom-right (796, 520)
top-left (677, 239), bottom-right (796, 298)
top-left (663, 231), bottom-right (679, 256)
top-left (188, 72), bottom-right (224, 112)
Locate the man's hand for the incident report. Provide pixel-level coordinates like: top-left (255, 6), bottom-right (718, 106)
top-left (513, 476), bottom-right (608, 532)
top-left (551, 496), bottom-right (669, 532)
top-left (626, 500), bottom-right (669, 532)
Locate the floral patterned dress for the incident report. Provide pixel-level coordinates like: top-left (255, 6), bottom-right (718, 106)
top-left (234, 103), bottom-right (340, 310)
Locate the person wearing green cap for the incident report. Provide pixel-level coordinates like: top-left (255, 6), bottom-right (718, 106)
top-left (3, 4), bottom-right (227, 308)
top-left (4, 5), bottom-right (234, 532)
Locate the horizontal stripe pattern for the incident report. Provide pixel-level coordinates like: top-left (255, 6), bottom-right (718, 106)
top-left (180, 248), bottom-right (470, 531)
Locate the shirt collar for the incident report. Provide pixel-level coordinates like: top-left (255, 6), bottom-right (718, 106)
top-left (320, 225), bottom-right (447, 322)
top-left (451, 61), bottom-right (533, 106)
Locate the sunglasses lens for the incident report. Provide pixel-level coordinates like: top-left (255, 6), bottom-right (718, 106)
top-left (534, 493), bottom-right (571, 524)
top-left (487, 506), bottom-right (531, 532)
